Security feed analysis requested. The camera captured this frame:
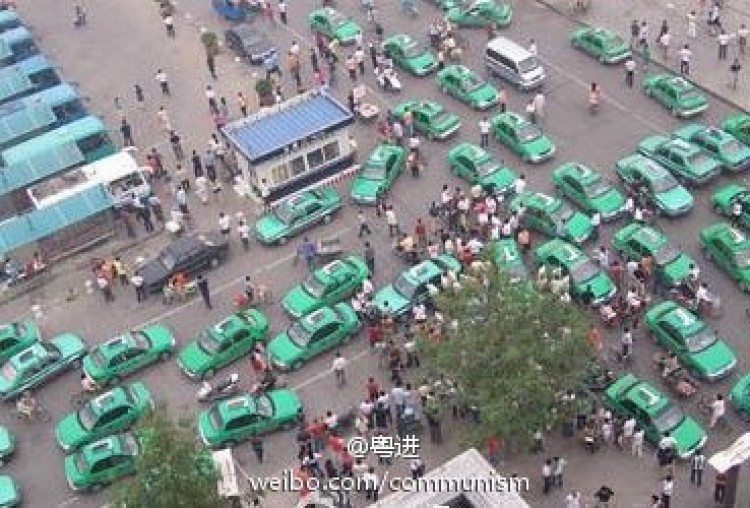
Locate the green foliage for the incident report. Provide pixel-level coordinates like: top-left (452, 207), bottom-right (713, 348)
top-left (201, 31), bottom-right (220, 58)
top-left (255, 78), bottom-right (272, 96)
top-left (420, 269), bottom-right (592, 452)
top-left (110, 406), bottom-right (226, 508)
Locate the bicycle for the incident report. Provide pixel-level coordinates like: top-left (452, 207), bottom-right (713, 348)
top-left (15, 403), bottom-right (51, 423)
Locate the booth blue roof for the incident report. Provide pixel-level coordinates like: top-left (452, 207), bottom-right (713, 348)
top-left (222, 90), bottom-right (353, 165)
top-left (0, 184), bottom-right (113, 253)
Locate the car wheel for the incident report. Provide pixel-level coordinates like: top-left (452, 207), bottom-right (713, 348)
top-left (202, 368), bottom-right (216, 380)
top-left (89, 483), bottom-right (104, 493)
top-left (291, 361), bottom-right (303, 371)
top-left (322, 214), bottom-right (333, 224)
top-left (159, 351), bottom-right (171, 362)
top-left (278, 236), bottom-right (289, 246)
top-left (598, 54), bottom-right (605, 64)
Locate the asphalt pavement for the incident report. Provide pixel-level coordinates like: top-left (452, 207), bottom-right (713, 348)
top-left (2, 0), bottom-right (750, 506)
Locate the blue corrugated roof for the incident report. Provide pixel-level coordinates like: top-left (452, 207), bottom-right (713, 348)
top-left (0, 183), bottom-right (113, 253)
top-left (223, 90), bottom-right (353, 164)
top-left (0, 141), bottom-right (84, 195)
top-left (0, 83), bottom-right (80, 147)
top-left (0, 55), bottom-right (55, 104)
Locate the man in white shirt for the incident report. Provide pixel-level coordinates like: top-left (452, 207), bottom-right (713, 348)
top-left (331, 352), bottom-right (347, 387)
top-left (718, 30), bottom-right (730, 60)
top-left (661, 475), bottom-right (674, 507)
top-left (361, 277), bottom-right (374, 297)
top-left (687, 11), bottom-right (697, 38)
top-left (478, 117), bottom-right (491, 148)
top-left (710, 394), bottom-right (726, 428)
top-left (513, 174), bottom-right (526, 195)
top-left (679, 44), bottom-right (692, 75)
top-left (622, 417), bottom-right (636, 446)
top-left (218, 212), bottom-right (231, 236)
top-left (632, 426), bottom-right (645, 456)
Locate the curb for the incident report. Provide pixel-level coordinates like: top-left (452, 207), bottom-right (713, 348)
top-left (533, 0), bottom-right (750, 114)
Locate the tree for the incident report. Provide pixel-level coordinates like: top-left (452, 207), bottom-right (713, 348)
top-left (420, 268), bottom-right (593, 452)
top-left (110, 406), bottom-right (227, 508)
top-left (255, 78), bottom-right (274, 106)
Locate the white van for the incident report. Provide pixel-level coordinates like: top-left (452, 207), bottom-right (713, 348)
top-left (485, 36), bottom-right (545, 90)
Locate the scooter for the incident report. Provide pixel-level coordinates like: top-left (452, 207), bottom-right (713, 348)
top-left (197, 373), bottom-right (240, 402)
top-left (376, 68), bottom-right (402, 92)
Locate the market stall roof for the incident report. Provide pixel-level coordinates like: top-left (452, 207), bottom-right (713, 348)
top-left (0, 183), bottom-right (113, 253)
top-left (0, 55), bottom-right (55, 104)
top-left (222, 88), bottom-right (353, 166)
top-left (0, 83), bottom-right (79, 148)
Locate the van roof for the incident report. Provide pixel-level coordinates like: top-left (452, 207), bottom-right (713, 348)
top-left (486, 36), bottom-right (534, 60)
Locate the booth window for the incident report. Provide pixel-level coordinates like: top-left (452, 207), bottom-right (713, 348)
top-left (306, 148), bottom-right (325, 170)
top-left (290, 156), bottom-right (306, 176)
top-left (271, 164), bottom-right (289, 184)
top-left (322, 141), bottom-right (340, 161)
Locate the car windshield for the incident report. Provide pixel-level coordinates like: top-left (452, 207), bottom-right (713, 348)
top-left (735, 249), bottom-right (750, 268)
top-left (460, 74), bottom-right (484, 92)
top-left (476, 158), bottom-right (500, 176)
top-left (393, 274), bottom-right (419, 300)
top-left (569, 259), bottom-right (599, 284)
top-left (303, 273), bottom-right (328, 298)
top-left (687, 152), bottom-right (712, 167)
top-left (429, 111), bottom-right (450, 125)
top-left (78, 404), bottom-right (98, 431)
top-left (679, 90), bottom-right (701, 102)
top-left (721, 139), bottom-right (745, 155)
top-left (517, 57), bottom-right (538, 73)
top-left (651, 175), bottom-right (678, 193)
top-left (652, 404), bottom-right (685, 434)
top-left (361, 162), bottom-right (386, 180)
top-left (583, 180), bottom-right (610, 198)
top-left (130, 331), bottom-right (151, 350)
top-left (329, 12), bottom-right (347, 28)
top-left (403, 40), bottom-right (424, 58)
top-left (197, 329), bottom-right (223, 355)
top-left (551, 204), bottom-right (574, 224)
top-left (684, 326), bottom-right (717, 353)
top-left (75, 452), bottom-right (89, 473)
top-left (653, 243), bottom-right (680, 266)
top-left (209, 407), bottom-right (222, 429)
top-left (517, 124), bottom-right (541, 143)
top-left (274, 204), bottom-right (295, 225)
top-left (256, 395), bottom-right (274, 418)
top-left (288, 322), bottom-right (312, 347)
top-left (158, 249), bottom-right (176, 271)
top-left (602, 35), bottom-right (625, 50)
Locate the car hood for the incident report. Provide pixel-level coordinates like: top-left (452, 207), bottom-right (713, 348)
top-left (373, 285), bottom-right (411, 316)
top-left (407, 52), bottom-right (437, 74)
top-left (522, 136), bottom-right (554, 157)
top-left (0, 427), bottom-right (13, 455)
top-left (659, 254), bottom-right (692, 286)
top-left (56, 412), bottom-right (89, 451)
top-left (691, 341), bottom-right (736, 377)
top-left (730, 373), bottom-right (750, 411)
top-left (334, 22), bottom-right (360, 42)
top-left (562, 213), bottom-right (593, 243)
top-left (671, 416), bottom-right (706, 457)
top-left (267, 332), bottom-right (304, 366)
top-left (656, 187), bottom-right (693, 213)
top-left (268, 389), bottom-right (303, 419)
top-left (433, 114), bottom-right (461, 134)
top-left (712, 184), bottom-right (745, 209)
top-left (255, 214), bottom-right (286, 242)
top-left (137, 259), bottom-right (170, 287)
top-left (479, 167), bottom-right (516, 193)
top-left (680, 95), bottom-right (707, 111)
top-left (52, 333), bottom-right (87, 360)
top-left (590, 189), bottom-right (626, 216)
top-left (584, 272), bottom-right (616, 303)
top-left (281, 286), bottom-right (320, 318)
top-left (350, 175), bottom-right (383, 201)
top-left (0, 476), bottom-right (18, 505)
top-left (469, 84), bottom-right (498, 104)
top-left (177, 341), bottom-right (213, 375)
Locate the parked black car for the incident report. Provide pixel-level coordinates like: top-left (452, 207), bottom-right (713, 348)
top-left (224, 23), bottom-right (276, 65)
top-left (137, 232), bottom-right (229, 292)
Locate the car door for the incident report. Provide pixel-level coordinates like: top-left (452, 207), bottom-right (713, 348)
top-left (715, 240), bottom-right (737, 276)
top-left (303, 201), bottom-right (323, 227)
top-left (455, 154), bottom-right (472, 181)
top-left (669, 152), bottom-right (686, 175)
top-left (90, 457), bottom-right (114, 484)
top-left (96, 406), bottom-right (129, 435)
top-left (308, 323), bottom-right (339, 357)
top-left (563, 175), bottom-right (584, 206)
top-left (226, 414), bottom-right (254, 441)
top-left (109, 454), bottom-right (133, 481)
top-left (215, 333), bottom-right (240, 367)
top-left (658, 321), bottom-right (683, 355)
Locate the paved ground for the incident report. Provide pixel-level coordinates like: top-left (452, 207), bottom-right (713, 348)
top-left (2, 0), bottom-right (750, 506)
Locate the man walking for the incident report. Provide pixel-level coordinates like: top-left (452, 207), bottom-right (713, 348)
top-left (364, 241), bottom-right (375, 274)
top-left (250, 434), bottom-right (264, 463)
top-left (154, 69), bottom-right (170, 96)
top-left (131, 272), bottom-right (146, 302)
top-left (298, 237), bottom-right (317, 271)
top-left (730, 58), bottom-right (742, 89)
top-left (385, 205), bottom-right (399, 237)
top-left (709, 393), bottom-right (725, 428)
top-left (718, 29), bottom-right (729, 60)
top-left (278, 0), bottom-right (287, 24)
top-left (357, 209), bottom-right (372, 237)
top-left (690, 448), bottom-right (706, 487)
top-left (332, 352), bottom-right (347, 387)
top-left (687, 10), bottom-right (697, 38)
top-left (196, 274), bottom-right (212, 309)
top-left (120, 118), bottom-right (134, 147)
top-left (679, 44), bottom-right (692, 75)
top-left (478, 116), bottom-right (490, 148)
top-left (624, 56), bottom-right (636, 87)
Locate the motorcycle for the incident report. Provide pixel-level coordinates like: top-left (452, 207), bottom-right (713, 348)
top-left (375, 67), bottom-right (402, 92)
top-left (197, 373), bottom-right (240, 403)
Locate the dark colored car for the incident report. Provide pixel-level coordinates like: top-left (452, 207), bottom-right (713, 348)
top-left (224, 24), bottom-right (276, 65)
top-left (136, 233), bottom-right (229, 292)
